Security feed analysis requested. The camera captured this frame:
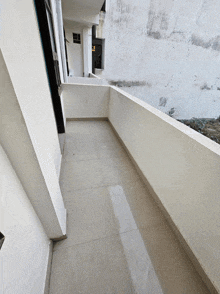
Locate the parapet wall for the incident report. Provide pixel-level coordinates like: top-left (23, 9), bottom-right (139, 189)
top-left (63, 82), bottom-right (220, 293)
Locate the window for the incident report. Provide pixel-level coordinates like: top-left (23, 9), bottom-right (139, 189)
top-left (73, 33), bottom-right (81, 44)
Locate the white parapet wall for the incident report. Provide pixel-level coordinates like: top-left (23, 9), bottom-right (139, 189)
top-left (62, 83), bottom-right (110, 119)
top-left (67, 76), bottom-right (109, 85)
top-left (62, 82), bottom-right (220, 292)
top-left (108, 86), bottom-right (220, 294)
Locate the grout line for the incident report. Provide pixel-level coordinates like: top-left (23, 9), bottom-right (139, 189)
top-left (61, 178), bottom-right (141, 195)
top-left (53, 228), bottom-right (139, 253)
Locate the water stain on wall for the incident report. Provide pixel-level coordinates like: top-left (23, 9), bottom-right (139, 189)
top-left (147, 0), bottom-right (173, 39)
top-left (191, 34), bottom-right (220, 51)
top-left (109, 80), bottom-right (147, 87)
top-left (191, 35), bottom-right (211, 49)
top-left (148, 31), bottom-right (161, 39)
top-left (159, 97), bottom-right (168, 106)
top-left (200, 83), bottom-right (212, 90)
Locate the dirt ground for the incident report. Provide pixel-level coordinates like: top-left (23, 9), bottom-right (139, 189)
top-left (178, 117), bottom-right (220, 144)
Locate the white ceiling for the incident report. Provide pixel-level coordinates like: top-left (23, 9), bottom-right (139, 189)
top-left (62, 0), bottom-right (104, 15)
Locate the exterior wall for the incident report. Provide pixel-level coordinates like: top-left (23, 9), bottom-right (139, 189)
top-left (0, 50), bottom-right (66, 239)
top-left (0, 1), bottom-right (66, 237)
top-left (0, 0), bottom-right (62, 176)
top-left (0, 145), bottom-right (50, 294)
top-left (62, 84), bottom-right (110, 118)
top-left (62, 2), bottom-right (99, 26)
top-left (109, 86), bottom-right (220, 293)
top-left (67, 76), bottom-right (108, 85)
top-left (97, 0), bottom-right (220, 119)
top-left (65, 24), bottom-right (84, 77)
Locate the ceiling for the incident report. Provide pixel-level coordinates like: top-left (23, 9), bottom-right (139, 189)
top-left (62, 0), bottom-right (105, 15)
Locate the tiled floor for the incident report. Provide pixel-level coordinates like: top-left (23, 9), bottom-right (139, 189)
top-left (49, 121), bottom-right (210, 294)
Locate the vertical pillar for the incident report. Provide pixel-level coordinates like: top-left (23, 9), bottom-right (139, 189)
top-left (56, 0), bottom-right (68, 83)
top-left (83, 27), bottom-right (92, 77)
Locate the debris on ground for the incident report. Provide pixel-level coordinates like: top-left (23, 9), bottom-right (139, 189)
top-left (178, 117), bottom-right (220, 144)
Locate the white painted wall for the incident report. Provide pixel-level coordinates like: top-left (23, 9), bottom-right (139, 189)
top-left (97, 0), bottom-right (220, 119)
top-left (0, 1), bottom-right (66, 236)
top-left (0, 0), bottom-right (63, 176)
top-left (62, 84), bottom-right (109, 118)
top-left (0, 50), bottom-right (66, 239)
top-left (65, 24), bottom-right (84, 77)
top-left (109, 86), bottom-right (220, 293)
top-left (0, 144), bottom-right (50, 294)
top-left (62, 2), bottom-right (99, 26)
top-left (51, 0), bottom-right (65, 83)
top-left (67, 76), bottom-right (108, 85)
top-left (83, 27), bottom-right (92, 77)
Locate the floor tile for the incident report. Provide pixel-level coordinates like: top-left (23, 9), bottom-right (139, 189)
top-left (121, 180), bottom-right (166, 229)
top-left (101, 160), bottom-right (140, 186)
top-left (60, 159), bottom-right (105, 191)
top-left (140, 224), bottom-right (210, 294)
top-left (53, 187), bottom-right (119, 251)
top-left (51, 121), bottom-right (210, 294)
top-left (120, 230), bottom-right (163, 294)
top-left (50, 235), bottom-right (135, 294)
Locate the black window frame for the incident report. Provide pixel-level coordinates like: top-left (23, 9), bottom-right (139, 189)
top-left (73, 33), bottom-right (81, 44)
top-left (101, 1), bottom-right (106, 12)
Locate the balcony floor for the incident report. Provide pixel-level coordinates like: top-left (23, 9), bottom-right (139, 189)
top-left (49, 121), bottom-right (209, 294)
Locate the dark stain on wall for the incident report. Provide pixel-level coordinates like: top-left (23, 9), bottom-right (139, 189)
top-left (211, 37), bottom-right (220, 51)
top-left (147, 9), bottom-right (162, 39)
top-left (148, 31), bottom-right (161, 39)
top-left (200, 83), bottom-right (212, 90)
top-left (191, 35), bottom-right (211, 49)
top-left (159, 97), bottom-right (168, 106)
top-left (191, 34), bottom-right (220, 52)
top-left (109, 80), bottom-right (147, 87)
top-left (160, 13), bottom-right (169, 30)
top-left (167, 107), bottom-right (175, 117)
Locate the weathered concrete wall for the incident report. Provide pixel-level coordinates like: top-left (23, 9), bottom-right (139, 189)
top-left (97, 0), bottom-right (220, 119)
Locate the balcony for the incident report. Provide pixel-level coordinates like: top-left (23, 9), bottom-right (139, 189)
top-left (48, 83), bottom-right (220, 293)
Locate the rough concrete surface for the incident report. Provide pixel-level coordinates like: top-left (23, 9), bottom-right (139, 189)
top-left (178, 117), bottom-right (220, 144)
top-left (96, 0), bottom-right (220, 119)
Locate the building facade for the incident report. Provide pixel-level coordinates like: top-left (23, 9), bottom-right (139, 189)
top-left (1, 1), bottom-right (220, 293)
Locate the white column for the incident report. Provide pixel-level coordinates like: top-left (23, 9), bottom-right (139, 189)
top-left (51, 0), bottom-right (65, 83)
top-left (56, 0), bottom-right (68, 83)
top-left (0, 0), bottom-right (67, 239)
top-left (0, 50), bottom-right (66, 239)
top-left (83, 27), bottom-right (92, 77)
